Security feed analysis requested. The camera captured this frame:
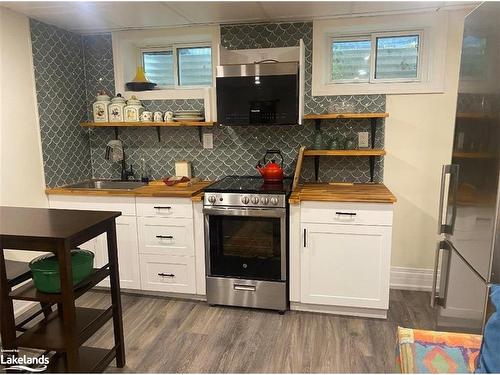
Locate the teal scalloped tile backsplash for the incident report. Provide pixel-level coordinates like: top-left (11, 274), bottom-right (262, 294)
top-left (31, 20), bottom-right (385, 186)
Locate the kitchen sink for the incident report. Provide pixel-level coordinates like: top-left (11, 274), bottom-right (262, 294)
top-left (64, 180), bottom-right (147, 190)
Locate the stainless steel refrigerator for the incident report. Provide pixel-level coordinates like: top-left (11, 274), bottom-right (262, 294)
top-left (431, 2), bottom-right (500, 334)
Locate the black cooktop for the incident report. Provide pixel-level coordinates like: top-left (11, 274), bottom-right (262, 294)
top-left (205, 176), bottom-right (293, 194)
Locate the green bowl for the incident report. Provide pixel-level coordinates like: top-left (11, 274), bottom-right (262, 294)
top-left (29, 250), bottom-right (95, 293)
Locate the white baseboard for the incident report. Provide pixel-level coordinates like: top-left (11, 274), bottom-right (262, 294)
top-left (290, 302), bottom-right (387, 319)
top-left (390, 266), bottom-right (439, 292)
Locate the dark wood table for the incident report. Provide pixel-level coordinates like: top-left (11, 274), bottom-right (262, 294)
top-left (0, 206), bottom-right (125, 372)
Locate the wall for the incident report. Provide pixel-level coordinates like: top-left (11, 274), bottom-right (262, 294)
top-left (384, 9), bottom-right (469, 271)
top-left (0, 8), bottom-right (47, 208)
top-left (30, 21), bottom-right (386, 185)
top-left (0, 7), bottom-right (48, 315)
top-left (30, 19), bottom-right (92, 187)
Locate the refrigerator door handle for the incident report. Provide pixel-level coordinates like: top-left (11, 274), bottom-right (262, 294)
top-left (438, 164), bottom-right (460, 235)
top-left (431, 240), bottom-right (451, 308)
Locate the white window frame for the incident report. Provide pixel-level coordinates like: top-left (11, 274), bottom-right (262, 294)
top-left (312, 11), bottom-right (450, 95)
top-left (370, 30), bottom-right (424, 83)
top-left (328, 35), bottom-right (371, 84)
top-left (328, 30), bottom-right (424, 85)
top-left (140, 42), bottom-right (213, 90)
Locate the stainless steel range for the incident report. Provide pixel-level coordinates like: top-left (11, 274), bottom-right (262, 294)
top-left (203, 176), bottom-right (292, 312)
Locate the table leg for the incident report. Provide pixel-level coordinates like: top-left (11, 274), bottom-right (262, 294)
top-left (106, 221), bottom-right (125, 367)
top-left (57, 242), bottom-right (79, 371)
top-left (0, 247), bottom-right (17, 354)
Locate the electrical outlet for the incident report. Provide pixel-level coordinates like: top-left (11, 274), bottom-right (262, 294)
top-left (203, 132), bottom-right (214, 149)
top-left (358, 132), bottom-right (369, 148)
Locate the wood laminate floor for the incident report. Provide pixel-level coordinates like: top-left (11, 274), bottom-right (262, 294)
top-left (74, 289), bottom-right (437, 373)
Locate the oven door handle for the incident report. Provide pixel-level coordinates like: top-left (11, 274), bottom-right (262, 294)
top-left (203, 206), bottom-right (285, 218)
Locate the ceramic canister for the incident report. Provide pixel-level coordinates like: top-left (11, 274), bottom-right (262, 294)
top-left (92, 91), bottom-right (111, 122)
top-left (108, 93), bottom-right (126, 122)
top-left (124, 96), bottom-right (144, 122)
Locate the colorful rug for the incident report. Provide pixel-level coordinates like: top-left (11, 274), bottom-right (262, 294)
top-left (396, 326), bottom-right (483, 373)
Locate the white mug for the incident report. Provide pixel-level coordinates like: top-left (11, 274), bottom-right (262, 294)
top-left (153, 111), bottom-right (163, 122)
top-left (164, 111), bottom-right (174, 122)
top-left (140, 111), bottom-right (153, 122)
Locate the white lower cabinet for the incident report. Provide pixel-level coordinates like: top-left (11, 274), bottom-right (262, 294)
top-left (139, 254), bottom-right (196, 294)
top-left (48, 195), bottom-right (202, 296)
top-left (94, 216), bottom-right (141, 290)
top-left (301, 223), bottom-right (391, 309)
top-left (136, 197), bottom-right (197, 294)
top-left (291, 201), bottom-right (394, 318)
top-left (137, 217), bottom-right (194, 257)
top-left (48, 195), bottom-right (142, 290)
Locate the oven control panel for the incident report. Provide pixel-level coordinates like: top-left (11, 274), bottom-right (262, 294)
top-left (204, 193), bottom-right (286, 208)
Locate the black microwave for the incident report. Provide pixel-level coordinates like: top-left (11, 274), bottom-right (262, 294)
top-left (216, 62), bottom-right (299, 126)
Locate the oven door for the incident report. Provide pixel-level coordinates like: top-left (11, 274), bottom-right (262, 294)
top-left (204, 207), bottom-right (287, 282)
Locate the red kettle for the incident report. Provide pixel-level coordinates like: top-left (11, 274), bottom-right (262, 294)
top-left (256, 150), bottom-right (284, 182)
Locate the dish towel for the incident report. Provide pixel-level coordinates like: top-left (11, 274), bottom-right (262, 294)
top-left (475, 284), bottom-right (500, 373)
top-left (106, 140), bottom-right (123, 162)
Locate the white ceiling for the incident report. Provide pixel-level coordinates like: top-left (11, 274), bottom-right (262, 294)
top-left (2, 1), bottom-right (476, 34)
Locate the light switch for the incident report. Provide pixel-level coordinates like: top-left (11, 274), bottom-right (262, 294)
top-left (358, 132), bottom-right (369, 148)
top-left (203, 132), bottom-right (214, 149)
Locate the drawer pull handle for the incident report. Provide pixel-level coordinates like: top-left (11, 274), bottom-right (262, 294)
top-left (158, 273), bottom-right (175, 277)
top-left (234, 284), bottom-right (256, 292)
top-left (156, 235), bottom-right (173, 239)
top-left (335, 212), bottom-right (356, 216)
top-left (154, 206), bottom-right (172, 210)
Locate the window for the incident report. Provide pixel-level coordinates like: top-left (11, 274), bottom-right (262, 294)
top-left (329, 31), bottom-right (422, 84)
top-left (141, 44), bottom-right (212, 88)
top-left (331, 38), bottom-right (371, 81)
top-left (375, 35), bottom-right (419, 80)
top-left (142, 50), bottom-right (174, 87)
top-left (178, 47), bottom-right (212, 86)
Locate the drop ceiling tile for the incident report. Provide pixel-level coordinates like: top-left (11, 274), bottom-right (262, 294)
top-left (92, 2), bottom-right (190, 28)
top-left (260, 1), bottom-right (353, 19)
top-left (349, 1), bottom-right (445, 14)
top-left (165, 1), bottom-right (267, 24)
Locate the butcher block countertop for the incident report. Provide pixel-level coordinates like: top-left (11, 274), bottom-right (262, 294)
top-left (46, 181), bottom-right (213, 200)
top-left (289, 183), bottom-right (397, 204)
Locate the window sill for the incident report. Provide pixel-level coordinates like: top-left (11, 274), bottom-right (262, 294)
top-left (312, 81), bottom-right (445, 96)
top-left (123, 87), bottom-right (211, 101)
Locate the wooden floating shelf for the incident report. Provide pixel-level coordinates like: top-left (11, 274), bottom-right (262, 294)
top-left (453, 151), bottom-right (496, 159)
top-left (304, 149), bottom-right (386, 157)
top-left (80, 121), bottom-right (215, 127)
top-left (304, 112), bottom-right (389, 120)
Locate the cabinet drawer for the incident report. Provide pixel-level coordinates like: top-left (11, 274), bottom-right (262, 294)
top-left (140, 254), bottom-right (196, 294)
top-left (136, 197), bottom-right (192, 218)
top-left (137, 217), bottom-right (194, 256)
top-left (48, 195), bottom-right (136, 216)
top-left (301, 201), bottom-right (393, 226)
